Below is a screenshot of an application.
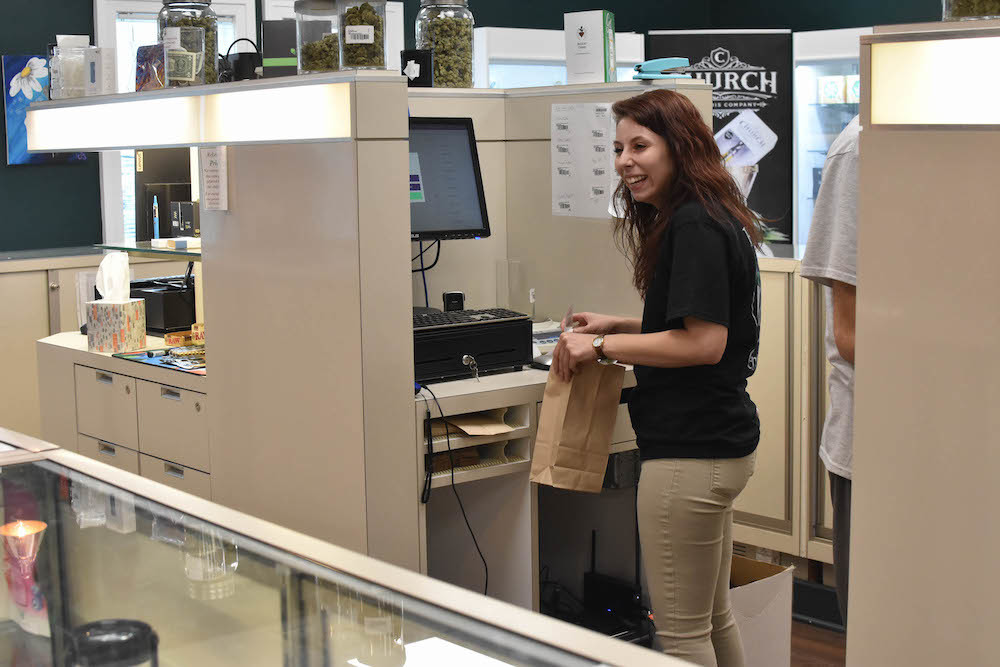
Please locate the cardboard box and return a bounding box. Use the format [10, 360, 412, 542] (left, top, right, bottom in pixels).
[86, 299, 146, 353]
[564, 10, 616, 84]
[818, 75, 846, 104]
[730, 555, 793, 667]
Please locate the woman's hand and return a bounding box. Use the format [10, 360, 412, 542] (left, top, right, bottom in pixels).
[565, 312, 618, 335]
[551, 332, 599, 382]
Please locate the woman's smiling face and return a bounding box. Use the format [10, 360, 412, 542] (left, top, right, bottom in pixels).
[614, 116, 674, 209]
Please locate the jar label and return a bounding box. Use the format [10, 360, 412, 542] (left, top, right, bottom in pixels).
[345, 25, 375, 44]
[164, 27, 182, 52]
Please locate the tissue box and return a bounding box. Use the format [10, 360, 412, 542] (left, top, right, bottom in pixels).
[564, 10, 616, 84]
[87, 299, 146, 353]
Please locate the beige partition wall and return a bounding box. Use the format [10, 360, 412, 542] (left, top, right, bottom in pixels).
[849, 28, 1000, 664]
[196, 75, 418, 569]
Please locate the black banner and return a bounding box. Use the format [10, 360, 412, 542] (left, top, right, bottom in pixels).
[648, 31, 793, 245]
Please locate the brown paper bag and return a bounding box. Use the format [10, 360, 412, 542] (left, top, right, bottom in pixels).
[530, 362, 625, 493]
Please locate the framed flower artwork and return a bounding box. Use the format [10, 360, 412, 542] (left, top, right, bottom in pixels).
[3, 55, 87, 166]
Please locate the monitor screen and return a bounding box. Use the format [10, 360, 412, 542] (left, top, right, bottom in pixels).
[408, 117, 490, 241]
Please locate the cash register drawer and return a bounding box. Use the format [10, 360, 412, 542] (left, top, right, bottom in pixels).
[139, 453, 212, 499]
[137, 380, 209, 472]
[75, 366, 139, 450]
[78, 435, 140, 475]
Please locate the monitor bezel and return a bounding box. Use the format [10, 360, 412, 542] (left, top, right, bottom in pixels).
[408, 116, 491, 242]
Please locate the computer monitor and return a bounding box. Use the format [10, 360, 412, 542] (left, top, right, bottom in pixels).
[408, 117, 490, 241]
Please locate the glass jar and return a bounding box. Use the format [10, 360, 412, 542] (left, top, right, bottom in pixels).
[943, 0, 1000, 19]
[159, 1, 219, 84]
[295, 0, 340, 73]
[415, 0, 474, 88]
[341, 1, 387, 70]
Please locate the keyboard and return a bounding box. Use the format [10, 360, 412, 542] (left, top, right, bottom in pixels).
[413, 308, 529, 331]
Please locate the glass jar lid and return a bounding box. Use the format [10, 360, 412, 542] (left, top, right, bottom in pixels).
[419, 0, 468, 5]
[294, 0, 336, 11]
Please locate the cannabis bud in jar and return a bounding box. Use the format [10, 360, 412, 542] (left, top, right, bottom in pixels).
[300, 34, 340, 72]
[415, 1, 475, 88]
[341, 2, 386, 69]
[944, 0, 1000, 18]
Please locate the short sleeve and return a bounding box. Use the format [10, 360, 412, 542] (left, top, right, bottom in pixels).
[665, 220, 730, 328]
[801, 151, 859, 288]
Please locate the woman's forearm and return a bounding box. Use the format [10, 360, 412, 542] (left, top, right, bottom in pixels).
[601, 326, 725, 368]
[612, 317, 643, 334]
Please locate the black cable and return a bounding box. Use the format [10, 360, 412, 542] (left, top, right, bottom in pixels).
[411, 239, 439, 262]
[418, 241, 429, 307]
[411, 240, 441, 273]
[419, 384, 489, 596]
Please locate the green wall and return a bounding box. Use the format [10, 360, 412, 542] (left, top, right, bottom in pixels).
[0, 0, 103, 252]
[710, 1, 942, 31]
[401, 1, 942, 49]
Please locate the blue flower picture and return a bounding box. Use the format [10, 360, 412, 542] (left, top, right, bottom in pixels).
[3, 55, 87, 166]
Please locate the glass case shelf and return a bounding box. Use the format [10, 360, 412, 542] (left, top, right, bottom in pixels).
[97, 241, 201, 260]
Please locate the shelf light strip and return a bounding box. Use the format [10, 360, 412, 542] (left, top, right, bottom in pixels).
[26, 82, 353, 152]
[871, 36, 1000, 125]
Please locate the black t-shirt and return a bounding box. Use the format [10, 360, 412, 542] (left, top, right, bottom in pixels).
[628, 200, 761, 460]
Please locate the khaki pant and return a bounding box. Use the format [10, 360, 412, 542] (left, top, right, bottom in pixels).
[638, 452, 756, 667]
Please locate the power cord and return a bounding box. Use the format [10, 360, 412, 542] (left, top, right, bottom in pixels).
[412, 240, 441, 308]
[418, 384, 489, 596]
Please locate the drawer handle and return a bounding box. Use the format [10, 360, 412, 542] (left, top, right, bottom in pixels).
[96, 371, 113, 385]
[98, 442, 117, 457]
[161, 387, 182, 401]
[165, 463, 185, 479]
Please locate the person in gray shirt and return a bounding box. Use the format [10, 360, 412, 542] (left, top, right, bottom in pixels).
[800, 115, 859, 627]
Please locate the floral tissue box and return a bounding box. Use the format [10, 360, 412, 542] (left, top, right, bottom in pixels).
[87, 299, 146, 353]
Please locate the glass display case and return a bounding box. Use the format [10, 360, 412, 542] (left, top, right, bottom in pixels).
[0, 438, 668, 666]
[793, 27, 872, 254]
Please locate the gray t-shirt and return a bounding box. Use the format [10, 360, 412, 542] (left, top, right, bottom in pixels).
[801, 116, 859, 480]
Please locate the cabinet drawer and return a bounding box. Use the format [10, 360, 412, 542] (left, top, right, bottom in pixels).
[139, 453, 211, 500]
[137, 380, 209, 472]
[74, 366, 138, 450]
[77, 434, 140, 475]
[610, 403, 635, 444]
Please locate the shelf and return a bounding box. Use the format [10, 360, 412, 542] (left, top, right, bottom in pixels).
[98, 242, 201, 260]
[428, 423, 532, 452]
[430, 458, 530, 488]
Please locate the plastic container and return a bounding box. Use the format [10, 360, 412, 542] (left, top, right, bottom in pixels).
[341, 1, 387, 69]
[943, 0, 1000, 19]
[415, 0, 475, 88]
[295, 0, 340, 73]
[49, 46, 89, 99]
[70, 619, 159, 667]
[159, 1, 219, 84]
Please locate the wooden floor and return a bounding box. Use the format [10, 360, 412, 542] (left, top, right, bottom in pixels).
[792, 620, 846, 667]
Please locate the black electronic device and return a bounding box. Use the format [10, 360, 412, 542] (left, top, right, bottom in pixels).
[408, 117, 490, 241]
[442, 291, 465, 312]
[413, 308, 531, 384]
[262, 20, 297, 78]
[134, 147, 191, 242]
[131, 274, 196, 334]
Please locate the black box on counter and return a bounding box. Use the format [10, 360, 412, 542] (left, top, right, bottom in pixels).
[169, 201, 200, 237]
[263, 20, 298, 78]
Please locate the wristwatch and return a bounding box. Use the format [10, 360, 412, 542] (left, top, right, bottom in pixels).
[592, 335, 616, 366]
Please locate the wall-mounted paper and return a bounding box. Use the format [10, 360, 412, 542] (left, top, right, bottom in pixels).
[551, 102, 616, 219]
[199, 146, 228, 211]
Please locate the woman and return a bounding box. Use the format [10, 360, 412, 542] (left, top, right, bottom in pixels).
[551, 89, 762, 667]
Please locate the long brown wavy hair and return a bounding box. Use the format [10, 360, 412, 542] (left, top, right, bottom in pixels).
[610, 89, 762, 298]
